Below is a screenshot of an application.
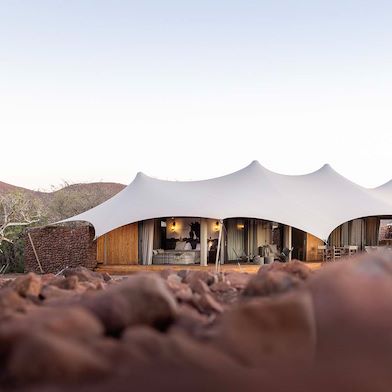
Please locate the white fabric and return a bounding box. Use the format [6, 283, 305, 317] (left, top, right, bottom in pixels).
[227, 219, 245, 260]
[141, 219, 154, 265]
[175, 241, 186, 251]
[350, 219, 365, 248]
[184, 242, 192, 250]
[200, 218, 207, 266]
[60, 161, 392, 241]
[342, 222, 350, 246]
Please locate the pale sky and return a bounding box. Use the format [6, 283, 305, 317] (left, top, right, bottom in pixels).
[1, 0, 391, 190]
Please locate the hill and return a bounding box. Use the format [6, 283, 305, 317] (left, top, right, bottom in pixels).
[0, 180, 126, 221]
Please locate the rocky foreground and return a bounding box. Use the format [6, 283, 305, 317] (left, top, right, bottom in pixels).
[1, 255, 392, 391]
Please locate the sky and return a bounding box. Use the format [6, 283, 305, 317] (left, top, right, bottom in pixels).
[1, 0, 391, 190]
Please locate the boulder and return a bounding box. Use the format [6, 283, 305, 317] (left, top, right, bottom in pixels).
[0, 306, 104, 357]
[192, 293, 224, 315]
[243, 270, 302, 297]
[40, 285, 78, 302]
[11, 273, 42, 297]
[213, 291, 316, 366]
[63, 266, 105, 283]
[189, 279, 211, 295]
[7, 332, 109, 383]
[224, 272, 251, 290]
[210, 281, 236, 293]
[166, 280, 193, 302]
[183, 271, 216, 286]
[259, 260, 313, 281]
[0, 288, 29, 311]
[48, 275, 79, 290]
[306, 253, 392, 364]
[166, 273, 182, 285]
[172, 303, 211, 333]
[122, 326, 237, 372]
[81, 273, 178, 335]
[159, 269, 178, 280]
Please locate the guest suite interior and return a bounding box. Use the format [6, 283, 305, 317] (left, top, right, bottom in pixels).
[96, 215, 392, 266]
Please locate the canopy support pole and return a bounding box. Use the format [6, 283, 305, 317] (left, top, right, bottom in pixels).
[27, 232, 44, 274]
[215, 220, 223, 274]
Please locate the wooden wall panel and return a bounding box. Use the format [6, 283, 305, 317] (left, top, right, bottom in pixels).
[96, 236, 105, 263]
[129, 223, 138, 263]
[96, 223, 138, 265]
[306, 233, 324, 261]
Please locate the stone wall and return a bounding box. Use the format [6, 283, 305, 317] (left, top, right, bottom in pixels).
[24, 225, 97, 273]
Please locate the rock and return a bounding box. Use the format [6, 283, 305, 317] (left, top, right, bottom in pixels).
[101, 272, 112, 282]
[0, 278, 12, 289]
[173, 303, 211, 333]
[40, 285, 78, 302]
[81, 273, 178, 335]
[40, 274, 57, 285]
[210, 281, 236, 293]
[189, 279, 211, 295]
[122, 326, 237, 372]
[209, 281, 238, 306]
[78, 281, 101, 291]
[48, 275, 79, 290]
[160, 269, 178, 280]
[183, 271, 217, 286]
[306, 253, 392, 363]
[165, 330, 239, 371]
[166, 280, 193, 302]
[177, 269, 190, 280]
[259, 260, 313, 281]
[7, 332, 109, 383]
[11, 273, 42, 297]
[224, 272, 251, 290]
[0, 288, 30, 319]
[213, 291, 316, 366]
[193, 293, 224, 315]
[63, 266, 105, 283]
[243, 270, 301, 297]
[166, 273, 182, 285]
[0, 306, 104, 357]
[121, 326, 170, 364]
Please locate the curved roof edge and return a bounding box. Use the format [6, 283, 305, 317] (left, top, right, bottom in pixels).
[56, 161, 392, 241]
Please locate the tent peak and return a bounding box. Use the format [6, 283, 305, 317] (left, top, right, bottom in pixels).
[317, 163, 339, 175]
[374, 178, 392, 190]
[134, 171, 149, 180]
[245, 160, 269, 172]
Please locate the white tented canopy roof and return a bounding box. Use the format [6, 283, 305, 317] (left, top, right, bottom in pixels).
[61, 161, 392, 241]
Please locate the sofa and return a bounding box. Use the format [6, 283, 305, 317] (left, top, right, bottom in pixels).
[152, 241, 200, 265]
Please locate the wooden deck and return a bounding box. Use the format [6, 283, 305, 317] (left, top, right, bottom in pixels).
[96, 262, 322, 275]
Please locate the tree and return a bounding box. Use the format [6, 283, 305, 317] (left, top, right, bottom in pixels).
[0, 191, 44, 246]
[0, 192, 45, 272]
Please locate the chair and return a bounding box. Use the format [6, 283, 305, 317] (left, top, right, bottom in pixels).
[232, 249, 249, 262]
[323, 246, 334, 261]
[317, 245, 326, 261]
[267, 244, 280, 260]
[346, 245, 358, 257]
[333, 246, 343, 260]
[279, 247, 293, 262]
